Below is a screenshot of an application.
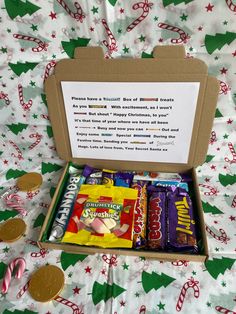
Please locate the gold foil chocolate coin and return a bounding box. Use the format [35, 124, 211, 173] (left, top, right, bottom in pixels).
[28, 265, 65, 302]
[17, 172, 43, 192]
[0, 218, 26, 242]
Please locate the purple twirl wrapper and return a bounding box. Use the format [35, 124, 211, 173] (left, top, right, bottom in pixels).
[146, 189, 166, 250]
[167, 187, 198, 253]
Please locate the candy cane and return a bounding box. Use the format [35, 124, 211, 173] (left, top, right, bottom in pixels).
[31, 248, 48, 258]
[102, 254, 118, 267]
[54, 296, 84, 314]
[0, 91, 10, 105]
[205, 225, 230, 244]
[18, 84, 32, 111]
[158, 22, 190, 44]
[16, 280, 30, 299]
[224, 142, 236, 164]
[28, 133, 42, 150]
[126, 0, 153, 32]
[13, 34, 48, 52]
[1, 258, 26, 294]
[56, 0, 85, 22]
[210, 130, 217, 145]
[216, 305, 236, 314]
[176, 277, 200, 312]
[139, 305, 146, 313]
[43, 60, 56, 81]
[231, 195, 236, 208]
[199, 184, 218, 196]
[4, 193, 27, 216]
[219, 81, 231, 95]
[25, 239, 37, 246]
[26, 190, 40, 199]
[9, 140, 24, 160]
[102, 19, 118, 57]
[225, 0, 236, 12]
[40, 114, 50, 120]
[172, 260, 189, 267]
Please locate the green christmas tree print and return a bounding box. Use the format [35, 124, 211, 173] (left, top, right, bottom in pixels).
[163, 0, 193, 7]
[8, 62, 38, 76]
[41, 94, 47, 107]
[61, 37, 91, 58]
[3, 309, 38, 314]
[141, 52, 153, 58]
[91, 281, 126, 305]
[46, 126, 53, 138]
[60, 252, 88, 271]
[108, 0, 118, 6]
[215, 108, 223, 118]
[205, 257, 236, 279]
[205, 155, 215, 163]
[0, 209, 18, 222]
[219, 174, 236, 187]
[33, 213, 45, 228]
[6, 169, 27, 180]
[141, 271, 175, 293]
[202, 201, 223, 214]
[7, 123, 28, 135]
[41, 162, 63, 174]
[0, 261, 7, 280]
[50, 187, 56, 198]
[205, 32, 236, 55]
[4, 0, 41, 20]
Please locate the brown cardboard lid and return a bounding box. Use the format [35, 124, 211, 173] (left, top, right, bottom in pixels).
[45, 46, 219, 172]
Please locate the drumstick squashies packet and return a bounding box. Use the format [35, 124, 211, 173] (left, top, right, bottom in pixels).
[62, 185, 138, 248]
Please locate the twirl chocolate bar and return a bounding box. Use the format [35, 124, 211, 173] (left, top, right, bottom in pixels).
[167, 187, 198, 252]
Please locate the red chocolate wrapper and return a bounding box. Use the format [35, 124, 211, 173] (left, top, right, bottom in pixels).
[146, 186, 167, 250]
[167, 187, 198, 253]
[131, 180, 148, 249]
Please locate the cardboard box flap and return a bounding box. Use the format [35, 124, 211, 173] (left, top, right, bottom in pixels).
[45, 45, 219, 172]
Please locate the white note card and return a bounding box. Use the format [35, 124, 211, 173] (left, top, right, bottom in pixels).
[61, 81, 200, 163]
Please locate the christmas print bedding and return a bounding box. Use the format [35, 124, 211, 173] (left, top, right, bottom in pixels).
[0, 1, 236, 313]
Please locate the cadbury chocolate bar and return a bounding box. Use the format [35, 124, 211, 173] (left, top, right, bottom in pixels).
[146, 186, 167, 250]
[167, 187, 198, 252]
[115, 171, 134, 188]
[132, 180, 148, 249]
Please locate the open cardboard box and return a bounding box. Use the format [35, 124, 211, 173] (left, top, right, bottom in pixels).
[38, 45, 219, 262]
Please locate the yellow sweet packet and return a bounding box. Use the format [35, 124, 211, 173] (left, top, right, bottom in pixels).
[62, 184, 138, 248]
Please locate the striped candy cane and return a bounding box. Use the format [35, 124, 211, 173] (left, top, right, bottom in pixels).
[219, 81, 231, 95]
[102, 254, 118, 267]
[4, 193, 27, 216]
[13, 34, 48, 52]
[28, 133, 42, 150]
[26, 190, 40, 199]
[56, 0, 85, 22]
[216, 305, 236, 314]
[158, 22, 190, 44]
[225, 0, 236, 12]
[127, 0, 153, 32]
[199, 183, 218, 196]
[18, 84, 32, 111]
[176, 277, 200, 312]
[16, 280, 30, 299]
[0, 91, 10, 105]
[9, 140, 23, 160]
[209, 130, 217, 145]
[31, 248, 48, 258]
[231, 195, 236, 208]
[139, 305, 146, 313]
[205, 225, 230, 244]
[39, 202, 49, 208]
[224, 142, 236, 164]
[40, 114, 50, 120]
[172, 260, 189, 267]
[1, 258, 26, 294]
[54, 296, 84, 314]
[102, 19, 118, 57]
[43, 60, 56, 81]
